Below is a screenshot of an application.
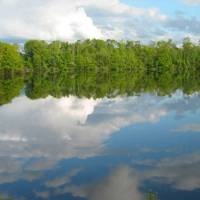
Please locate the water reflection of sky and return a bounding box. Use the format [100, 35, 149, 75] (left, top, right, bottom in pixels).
[0, 91, 200, 200]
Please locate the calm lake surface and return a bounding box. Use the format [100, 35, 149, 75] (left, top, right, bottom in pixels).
[0, 73, 200, 200]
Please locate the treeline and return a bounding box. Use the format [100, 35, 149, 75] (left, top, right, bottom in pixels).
[0, 38, 200, 72]
[24, 38, 200, 72]
[1, 38, 200, 105]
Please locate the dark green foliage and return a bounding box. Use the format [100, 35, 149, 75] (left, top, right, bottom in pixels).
[24, 69, 200, 100]
[23, 38, 200, 73]
[0, 42, 23, 71]
[24, 40, 49, 69]
[1, 38, 200, 73]
[0, 38, 200, 105]
[146, 191, 158, 200]
[0, 67, 199, 106]
[0, 74, 24, 105]
[22, 37, 199, 99]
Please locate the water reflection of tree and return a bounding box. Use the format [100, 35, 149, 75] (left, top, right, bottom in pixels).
[1, 64, 200, 106]
[0, 196, 12, 200]
[0, 73, 24, 105]
[25, 70, 200, 100]
[146, 191, 158, 200]
[0, 69, 200, 106]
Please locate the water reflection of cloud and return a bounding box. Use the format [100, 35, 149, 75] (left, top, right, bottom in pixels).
[45, 168, 82, 188]
[145, 152, 200, 191]
[0, 91, 199, 186]
[57, 166, 143, 200]
[0, 157, 42, 184]
[0, 94, 169, 160]
[35, 191, 50, 199]
[173, 123, 200, 133]
[57, 153, 200, 199]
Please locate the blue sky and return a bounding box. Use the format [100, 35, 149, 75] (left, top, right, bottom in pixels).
[122, 0, 200, 16]
[0, 0, 199, 43]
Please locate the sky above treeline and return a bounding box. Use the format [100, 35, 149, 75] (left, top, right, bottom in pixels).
[0, 0, 200, 43]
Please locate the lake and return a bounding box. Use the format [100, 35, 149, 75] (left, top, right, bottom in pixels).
[0, 72, 200, 200]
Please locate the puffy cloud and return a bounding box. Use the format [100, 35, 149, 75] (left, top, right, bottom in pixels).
[0, 0, 103, 41]
[0, 0, 186, 42]
[0, 0, 199, 42]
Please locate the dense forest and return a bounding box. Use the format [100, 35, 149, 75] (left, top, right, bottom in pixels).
[23, 38, 200, 73]
[0, 38, 200, 105]
[0, 38, 200, 73]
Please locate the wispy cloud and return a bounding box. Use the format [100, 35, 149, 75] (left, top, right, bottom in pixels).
[45, 168, 82, 188]
[173, 123, 200, 133]
[182, 0, 200, 5]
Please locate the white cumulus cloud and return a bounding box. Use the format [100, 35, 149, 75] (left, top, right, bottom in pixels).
[0, 0, 103, 41]
[0, 0, 199, 42]
[0, 0, 169, 41]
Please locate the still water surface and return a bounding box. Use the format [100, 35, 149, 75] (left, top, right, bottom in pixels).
[0, 84, 200, 199]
